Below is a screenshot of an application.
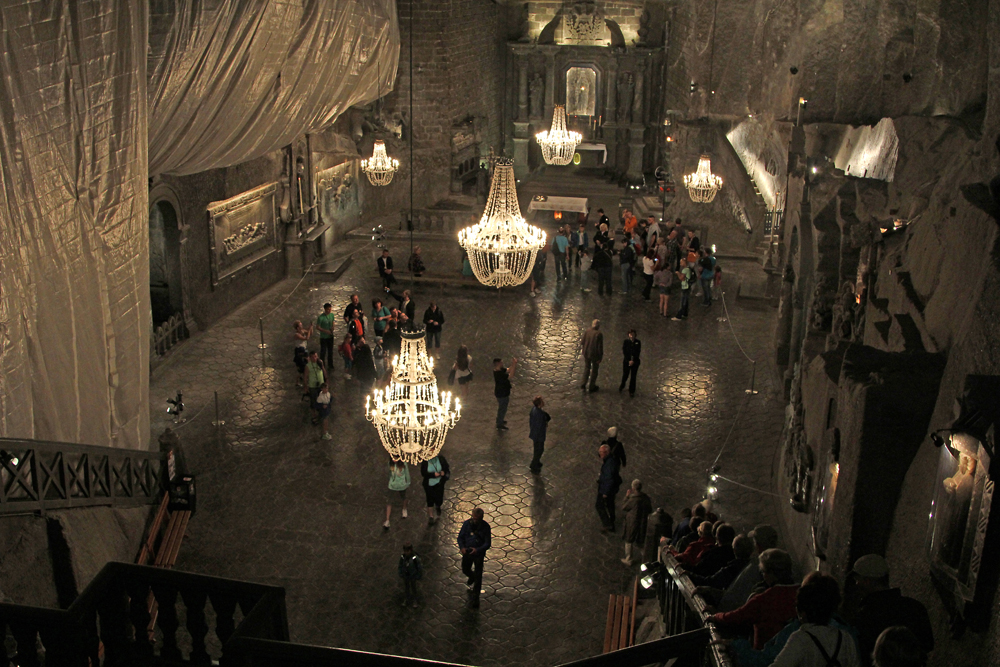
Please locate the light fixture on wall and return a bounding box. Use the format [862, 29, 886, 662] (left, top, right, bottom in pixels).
[361, 140, 399, 186]
[683, 155, 723, 203]
[536, 105, 582, 166]
[366, 327, 461, 464]
[458, 159, 546, 288]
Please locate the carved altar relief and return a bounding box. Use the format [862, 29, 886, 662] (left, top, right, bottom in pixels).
[563, 2, 605, 43]
[566, 66, 597, 117]
[207, 183, 279, 287]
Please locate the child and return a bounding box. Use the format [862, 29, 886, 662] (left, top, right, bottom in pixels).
[398, 542, 423, 608]
[338, 334, 354, 379]
[315, 383, 332, 440]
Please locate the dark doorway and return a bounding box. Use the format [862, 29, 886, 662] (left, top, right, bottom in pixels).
[149, 201, 183, 326]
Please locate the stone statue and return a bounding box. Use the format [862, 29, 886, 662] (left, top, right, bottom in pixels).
[617, 73, 634, 123]
[529, 74, 544, 118]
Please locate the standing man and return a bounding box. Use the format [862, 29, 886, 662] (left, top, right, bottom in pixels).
[580, 319, 604, 392]
[528, 396, 551, 473]
[699, 248, 717, 306]
[645, 215, 661, 248]
[618, 329, 641, 396]
[621, 479, 653, 565]
[493, 357, 517, 430]
[597, 208, 610, 231]
[596, 444, 621, 532]
[316, 303, 337, 371]
[458, 508, 492, 609]
[592, 239, 614, 296]
[553, 227, 570, 280]
[399, 290, 416, 328]
[574, 222, 589, 270]
[568, 224, 580, 271]
[619, 233, 636, 294]
[422, 301, 445, 352]
[343, 294, 362, 322]
[377, 248, 402, 301]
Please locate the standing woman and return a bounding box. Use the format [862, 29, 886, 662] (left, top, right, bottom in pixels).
[372, 298, 391, 339]
[292, 320, 313, 384]
[655, 265, 672, 317]
[641, 250, 656, 301]
[618, 329, 641, 396]
[384, 460, 411, 529]
[452, 345, 473, 398]
[420, 453, 450, 525]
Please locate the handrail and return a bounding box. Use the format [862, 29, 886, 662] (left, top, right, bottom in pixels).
[227, 637, 476, 667]
[0, 437, 164, 514]
[660, 554, 735, 667]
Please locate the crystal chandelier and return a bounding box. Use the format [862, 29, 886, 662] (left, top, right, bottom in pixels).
[535, 105, 582, 166]
[361, 140, 399, 186]
[458, 159, 546, 288]
[684, 154, 723, 203]
[366, 327, 461, 464]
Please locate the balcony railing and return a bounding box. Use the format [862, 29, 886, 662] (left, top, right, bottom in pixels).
[658, 554, 735, 667]
[2, 561, 712, 667]
[0, 438, 164, 515]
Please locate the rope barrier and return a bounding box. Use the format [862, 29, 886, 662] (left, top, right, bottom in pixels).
[713, 474, 783, 498]
[719, 287, 755, 364]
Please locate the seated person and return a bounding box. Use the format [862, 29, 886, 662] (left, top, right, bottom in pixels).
[873, 626, 927, 667]
[670, 507, 694, 545]
[689, 523, 736, 577]
[767, 572, 860, 666]
[691, 532, 751, 604]
[717, 524, 779, 612]
[408, 246, 426, 276]
[708, 548, 799, 649]
[674, 503, 710, 550]
[671, 519, 715, 566]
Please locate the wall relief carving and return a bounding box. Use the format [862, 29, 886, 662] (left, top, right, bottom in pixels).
[563, 2, 604, 43]
[207, 182, 279, 287]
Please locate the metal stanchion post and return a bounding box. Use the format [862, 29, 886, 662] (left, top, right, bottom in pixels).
[211, 390, 225, 427]
[745, 360, 759, 395]
[258, 317, 267, 366]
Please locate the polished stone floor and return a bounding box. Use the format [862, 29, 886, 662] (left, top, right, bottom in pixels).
[150, 241, 786, 666]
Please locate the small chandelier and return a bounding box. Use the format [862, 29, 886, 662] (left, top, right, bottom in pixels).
[361, 140, 399, 186]
[458, 159, 546, 288]
[684, 155, 723, 203]
[536, 105, 582, 166]
[366, 327, 461, 464]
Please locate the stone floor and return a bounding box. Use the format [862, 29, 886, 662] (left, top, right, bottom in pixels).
[150, 242, 787, 667]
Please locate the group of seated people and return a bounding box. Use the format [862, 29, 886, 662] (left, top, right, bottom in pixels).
[659, 503, 934, 667]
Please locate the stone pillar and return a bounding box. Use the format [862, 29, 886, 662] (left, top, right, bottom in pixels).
[603, 61, 618, 174]
[605, 61, 618, 126]
[632, 67, 644, 125]
[518, 59, 529, 122]
[626, 126, 645, 182]
[544, 52, 556, 120]
[513, 121, 531, 179]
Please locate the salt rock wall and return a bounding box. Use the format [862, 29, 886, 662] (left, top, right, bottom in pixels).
[667, 0, 989, 124]
[0, 0, 150, 449]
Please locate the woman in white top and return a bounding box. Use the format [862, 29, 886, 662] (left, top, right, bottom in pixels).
[452, 345, 473, 397]
[772, 572, 860, 667]
[292, 320, 312, 383]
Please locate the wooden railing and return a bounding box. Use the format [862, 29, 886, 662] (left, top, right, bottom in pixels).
[0, 438, 164, 514]
[151, 312, 190, 359]
[398, 208, 481, 235]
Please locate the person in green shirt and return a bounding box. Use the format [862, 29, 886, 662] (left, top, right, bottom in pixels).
[316, 303, 337, 370]
[672, 259, 693, 320]
[304, 350, 327, 423]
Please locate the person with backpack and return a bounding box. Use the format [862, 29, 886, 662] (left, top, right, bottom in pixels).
[768, 572, 860, 667]
[385, 460, 411, 529]
[699, 248, 717, 306]
[672, 258, 693, 320]
[619, 233, 637, 294]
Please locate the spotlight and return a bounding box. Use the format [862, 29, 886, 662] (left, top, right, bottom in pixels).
[711, 244, 717, 254]
[641, 572, 662, 589]
[0, 450, 18, 467]
[799, 98, 808, 106]
[690, 81, 697, 93]
[707, 485, 719, 499]
[811, 166, 818, 174]
[640, 561, 662, 573]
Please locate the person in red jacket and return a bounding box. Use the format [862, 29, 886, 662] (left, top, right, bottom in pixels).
[708, 548, 799, 649]
[672, 519, 715, 566]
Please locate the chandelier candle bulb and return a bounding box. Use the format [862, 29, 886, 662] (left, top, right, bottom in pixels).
[683, 155, 723, 203]
[536, 105, 582, 166]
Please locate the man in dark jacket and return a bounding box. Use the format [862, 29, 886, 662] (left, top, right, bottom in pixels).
[528, 396, 551, 473]
[458, 508, 492, 609]
[620, 479, 653, 564]
[602, 426, 627, 468]
[847, 554, 934, 665]
[422, 302, 445, 351]
[692, 533, 754, 606]
[689, 523, 736, 576]
[596, 444, 621, 532]
[591, 240, 614, 295]
[618, 329, 641, 396]
[398, 543, 423, 608]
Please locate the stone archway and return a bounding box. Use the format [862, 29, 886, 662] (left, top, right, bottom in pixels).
[147, 181, 193, 333]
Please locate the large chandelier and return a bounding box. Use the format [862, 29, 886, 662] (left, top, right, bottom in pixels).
[361, 140, 399, 186]
[535, 105, 582, 166]
[458, 159, 546, 288]
[684, 154, 723, 203]
[366, 327, 461, 464]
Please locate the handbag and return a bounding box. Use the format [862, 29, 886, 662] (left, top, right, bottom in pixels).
[447, 367, 456, 385]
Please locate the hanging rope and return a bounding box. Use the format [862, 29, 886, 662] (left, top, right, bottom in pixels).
[714, 474, 783, 498]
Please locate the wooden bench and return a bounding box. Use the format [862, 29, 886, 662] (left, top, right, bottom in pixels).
[137, 493, 192, 638]
[603, 576, 639, 653]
